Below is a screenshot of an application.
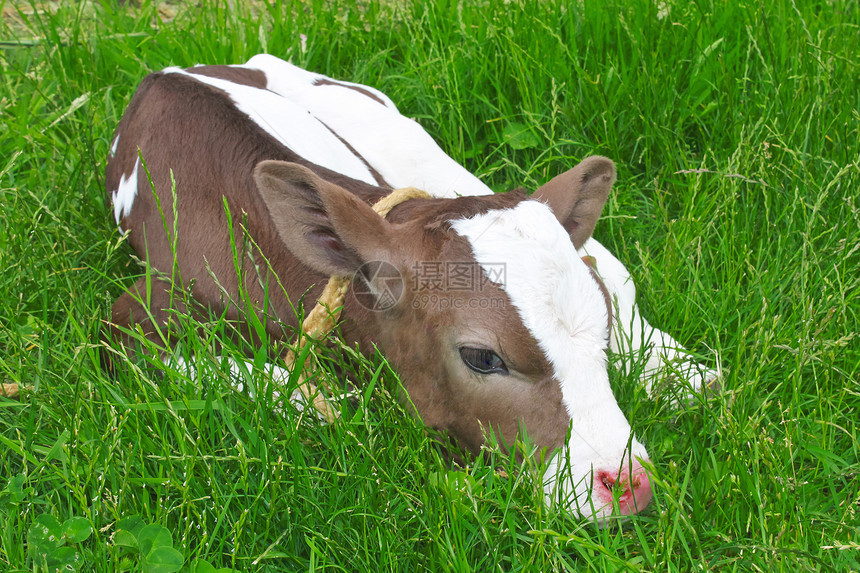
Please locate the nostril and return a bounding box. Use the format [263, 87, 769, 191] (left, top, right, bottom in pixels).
[593, 462, 654, 515]
[625, 463, 653, 511]
[598, 471, 616, 492]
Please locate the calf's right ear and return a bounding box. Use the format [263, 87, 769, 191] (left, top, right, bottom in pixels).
[253, 160, 395, 277]
[532, 156, 615, 249]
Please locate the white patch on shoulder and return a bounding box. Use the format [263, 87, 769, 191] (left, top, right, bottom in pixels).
[449, 200, 649, 516]
[162, 66, 377, 186]
[109, 135, 119, 158]
[241, 55, 491, 197]
[112, 155, 140, 226]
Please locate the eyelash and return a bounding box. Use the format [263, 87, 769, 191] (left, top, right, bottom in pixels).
[459, 347, 509, 376]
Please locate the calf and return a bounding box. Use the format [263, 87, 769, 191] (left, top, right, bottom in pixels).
[106, 56, 701, 525]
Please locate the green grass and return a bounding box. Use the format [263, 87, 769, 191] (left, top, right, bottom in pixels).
[1, 0, 858, 570]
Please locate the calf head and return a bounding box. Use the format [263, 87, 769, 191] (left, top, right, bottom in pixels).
[254, 156, 652, 525]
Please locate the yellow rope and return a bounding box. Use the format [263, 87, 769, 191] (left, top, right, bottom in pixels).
[367, 186, 431, 218]
[286, 186, 431, 423]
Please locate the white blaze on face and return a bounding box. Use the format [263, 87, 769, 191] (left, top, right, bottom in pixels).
[112, 155, 140, 228]
[449, 200, 649, 520]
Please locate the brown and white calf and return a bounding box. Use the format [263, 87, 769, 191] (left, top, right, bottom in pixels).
[106, 55, 711, 525]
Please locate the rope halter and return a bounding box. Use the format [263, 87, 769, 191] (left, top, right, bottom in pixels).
[285, 186, 432, 422]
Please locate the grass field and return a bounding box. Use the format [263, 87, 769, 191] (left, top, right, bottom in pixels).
[1, 0, 858, 571]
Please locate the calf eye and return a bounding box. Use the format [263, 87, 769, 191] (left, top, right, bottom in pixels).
[459, 347, 509, 375]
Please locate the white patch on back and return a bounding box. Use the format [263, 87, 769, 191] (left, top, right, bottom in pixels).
[449, 200, 649, 515]
[245, 54, 399, 111]
[110, 135, 119, 157]
[242, 54, 490, 197]
[162, 67, 377, 186]
[112, 155, 140, 226]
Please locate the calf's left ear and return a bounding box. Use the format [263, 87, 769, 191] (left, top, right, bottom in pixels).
[532, 156, 616, 249]
[253, 160, 395, 278]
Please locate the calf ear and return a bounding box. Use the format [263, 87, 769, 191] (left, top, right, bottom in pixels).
[254, 160, 393, 277]
[532, 156, 615, 249]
